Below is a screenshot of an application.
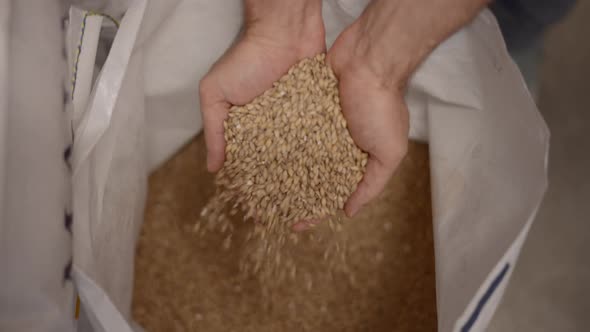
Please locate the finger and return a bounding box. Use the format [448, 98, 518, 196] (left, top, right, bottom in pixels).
[199, 81, 230, 172]
[292, 222, 310, 232]
[292, 219, 321, 232]
[344, 152, 404, 218]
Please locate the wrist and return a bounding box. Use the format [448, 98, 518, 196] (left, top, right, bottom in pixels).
[244, 0, 324, 54]
[345, 19, 416, 89]
[342, 0, 489, 88]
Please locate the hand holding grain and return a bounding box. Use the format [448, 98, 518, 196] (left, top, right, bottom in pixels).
[201, 0, 489, 225]
[325, 0, 489, 217]
[199, 0, 325, 172]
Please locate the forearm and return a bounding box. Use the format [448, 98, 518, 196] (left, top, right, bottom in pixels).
[242, 0, 325, 55]
[244, 0, 323, 35]
[353, 0, 490, 86]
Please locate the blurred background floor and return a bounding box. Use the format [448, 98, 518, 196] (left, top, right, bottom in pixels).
[488, 1, 590, 331]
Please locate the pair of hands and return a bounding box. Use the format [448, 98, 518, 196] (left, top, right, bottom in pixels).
[200, 0, 487, 227]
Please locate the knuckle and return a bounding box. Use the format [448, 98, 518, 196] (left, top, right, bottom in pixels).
[395, 139, 409, 159]
[380, 139, 408, 171]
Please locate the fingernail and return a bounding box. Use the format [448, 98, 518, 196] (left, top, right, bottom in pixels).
[292, 222, 309, 232]
[346, 204, 360, 218]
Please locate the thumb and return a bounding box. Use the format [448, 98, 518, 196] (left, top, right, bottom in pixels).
[344, 155, 398, 218]
[343, 94, 409, 217]
[199, 81, 229, 172]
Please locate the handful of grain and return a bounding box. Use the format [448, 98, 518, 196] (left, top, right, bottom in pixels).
[199, 53, 367, 280]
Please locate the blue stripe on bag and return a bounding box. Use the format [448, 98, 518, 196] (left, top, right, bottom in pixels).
[461, 263, 511, 332]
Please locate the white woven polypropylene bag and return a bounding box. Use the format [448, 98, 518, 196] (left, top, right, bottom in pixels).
[0, 1, 548, 331]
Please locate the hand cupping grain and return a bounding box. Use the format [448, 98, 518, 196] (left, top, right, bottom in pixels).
[203, 54, 367, 231]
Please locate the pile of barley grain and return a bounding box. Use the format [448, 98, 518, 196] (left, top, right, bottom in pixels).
[133, 135, 437, 332]
[198, 54, 367, 282]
